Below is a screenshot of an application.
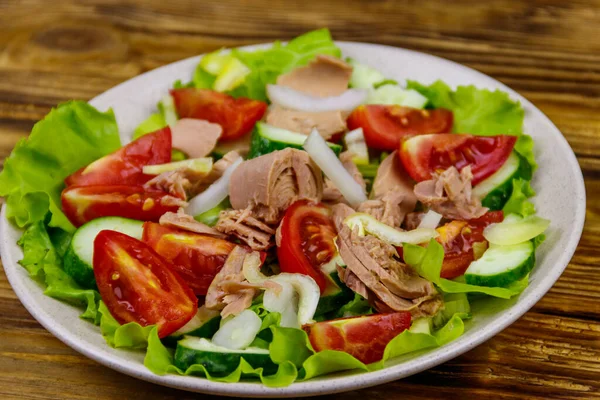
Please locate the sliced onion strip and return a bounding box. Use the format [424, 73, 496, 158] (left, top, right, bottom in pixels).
[345, 213, 438, 246]
[303, 129, 367, 207]
[418, 210, 443, 229]
[267, 84, 368, 113]
[185, 156, 243, 216]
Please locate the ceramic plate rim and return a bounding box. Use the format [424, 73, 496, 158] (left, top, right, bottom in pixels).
[0, 41, 586, 397]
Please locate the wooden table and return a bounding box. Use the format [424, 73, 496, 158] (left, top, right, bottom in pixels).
[1, 1, 599, 398]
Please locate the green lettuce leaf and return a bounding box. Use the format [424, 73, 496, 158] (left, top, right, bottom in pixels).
[143, 312, 465, 386]
[133, 113, 167, 139]
[334, 293, 374, 318]
[406, 80, 524, 136]
[144, 327, 299, 387]
[532, 233, 546, 249]
[229, 28, 341, 101]
[18, 221, 100, 321]
[404, 240, 527, 298]
[503, 178, 537, 217]
[0, 101, 121, 232]
[193, 64, 217, 89]
[299, 313, 465, 380]
[514, 134, 537, 173]
[98, 301, 154, 349]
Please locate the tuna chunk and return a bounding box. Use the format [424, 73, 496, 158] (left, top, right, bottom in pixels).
[265, 106, 346, 141]
[330, 203, 355, 233]
[403, 211, 425, 230]
[144, 167, 209, 200]
[159, 209, 226, 238]
[228, 148, 323, 224]
[205, 247, 257, 317]
[144, 150, 240, 200]
[371, 151, 417, 213]
[216, 208, 276, 250]
[323, 151, 366, 205]
[276, 55, 353, 97]
[414, 165, 488, 220]
[357, 190, 407, 228]
[336, 224, 441, 317]
[171, 118, 222, 158]
[205, 248, 280, 318]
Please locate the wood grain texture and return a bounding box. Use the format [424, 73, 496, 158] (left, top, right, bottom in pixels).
[0, 0, 599, 398]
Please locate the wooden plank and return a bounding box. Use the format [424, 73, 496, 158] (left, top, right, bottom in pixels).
[0, 0, 598, 398]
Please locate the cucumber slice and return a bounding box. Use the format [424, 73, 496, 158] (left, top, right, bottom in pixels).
[366, 85, 428, 109]
[248, 122, 342, 159]
[163, 306, 221, 347]
[474, 152, 523, 210]
[174, 337, 277, 376]
[464, 241, 535, 287]
[63, 217, 144, 289]
[142, 158, 212, 175]
[172, 306, 221, 338]
[348, 59, 386, 89]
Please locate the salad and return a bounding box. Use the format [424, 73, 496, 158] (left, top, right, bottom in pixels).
[0, 29, 549, 387]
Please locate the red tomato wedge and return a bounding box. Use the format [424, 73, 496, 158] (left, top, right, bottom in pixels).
[277, 200, 337, 293]
[436, 211, 504, 279]
[61, 185, 180, 227]
[65, 127, 171, 187]
[303, 312, 412, 364]
[93, 230, 197, 338]
[170, 89, 267, 141]
[399, 133, 517, 185]
[347, 105, 453, 151]
[142, 222, 236, 296]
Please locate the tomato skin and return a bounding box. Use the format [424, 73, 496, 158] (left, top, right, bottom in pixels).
[142, 222, 236, 295]
[170, 89, 267, 141]
[399, 133, 517, 185]
[93, 230, 197, 338]
[347, 105, 453, 151]
[437, 211, 504, 279]
[61, 185, 180, 227]
[65, 128, 171, 187]
[277, 200, 337, 293]
[303, 312, 412, 364]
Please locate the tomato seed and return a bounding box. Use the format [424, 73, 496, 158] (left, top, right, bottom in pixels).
[142, 197, 155, 211]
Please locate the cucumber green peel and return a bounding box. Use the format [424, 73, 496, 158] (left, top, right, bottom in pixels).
[403, 240, 529, 299]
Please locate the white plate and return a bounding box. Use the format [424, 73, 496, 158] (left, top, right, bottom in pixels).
[0, 42, 586, 397]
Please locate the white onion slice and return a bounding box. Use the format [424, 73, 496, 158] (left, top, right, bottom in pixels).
[344, 127, 369, 165]
[267, 273, 320, 326]
[267, 84, 368, 113]
[242, 252, 268, 284]
[345, 213, 438, 246]
[185, 156, 243, 216]
[418, 210, 443, 229]
[484, 215, 549, 246]
[211, 309, 262, 350]
[303, 129, 367, 207]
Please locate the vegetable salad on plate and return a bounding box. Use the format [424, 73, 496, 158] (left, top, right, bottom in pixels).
[0, 29, 549, 387]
